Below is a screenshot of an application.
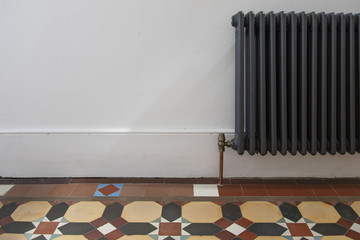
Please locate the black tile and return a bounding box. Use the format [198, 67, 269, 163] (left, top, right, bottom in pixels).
[102, 202, 123, 221]
[335, 203, 359, 222]
[46, 202, 69, 221]
[232, 238, 243, 240]
[32, 236, 47, 240]
[119, 223, 157, 235]
[58, 223, 95, 235]
[0, 202, 18, 219]
[279, 202, 302, 222]
[311, 223, 348, 235]
[97, 237, 109, 240]
[221, 203, 242, 222]
[2, 222, 35, 233]
[162, 203, 181, 222]
[183, 223, 222, 235]
[247, 223, 287, 236]
[163, 237, 175, 240]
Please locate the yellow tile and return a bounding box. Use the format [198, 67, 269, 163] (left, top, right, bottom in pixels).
[0, 202, 2, 208]
[298, 202, 340, 223]
[351, 201, 360, 216]
[182, 202, 222, 223]
[122, 201, 161, 222]
[0, 234, 27, 240]
[240, 201, 282, 223]
[64, 201, 105, 222]
[187, 237, 220, 240]
[119, 236, 154, 240]
[321, 237, 352, 240]
[255, 237, 287, 240]
[11, 201, 51, 221]
[53, 236, 87, 240]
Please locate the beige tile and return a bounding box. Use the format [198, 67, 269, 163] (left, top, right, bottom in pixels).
[321, 237, 352, 240]
[48, 184, 77, 197]
[298, 202, 340, 223]
[119, 236, 154, 240]
[122, 201, 161, 222]
[255, 237, 287, 240]
[5, 185, 32, 196]
[120, 184, 146, 197]
[351, 201, 360, 215]
[0, 234, 27, 240]
[53, 236, 87, 240]
[0, 202, 3, 208]
[11, 201, 51, 221]
[64, 201, 105, 222]
[240, 201, 282, 223]
[71, 184, 98, 197]
[182, 202, 222, 223]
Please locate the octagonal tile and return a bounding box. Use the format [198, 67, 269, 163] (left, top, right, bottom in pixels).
[321, 237, 352, 240]
[119, 236, 154, 240]
[182, 202, 222, 223]
[351, 201, 360, 216]
[255, 237, 288, 240]
[0, 234, 27, 240]
[0, 202, 3, 208]
[11, 201, 51, 221]
[64, 201, 105, 222]
[53, 236, 87, 240]
[121, 201, 161, 222]
[187, 237, 220, 240]
[298, 202, 340, 223]
[240, 201, 282, 223]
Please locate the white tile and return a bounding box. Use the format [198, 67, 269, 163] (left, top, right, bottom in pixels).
[193, 184, 219, 197]
[0, 185, 13, 196]
[226, 223, 246, 235]
[97, 223, 117, 235]
[351, 222, 360, 232]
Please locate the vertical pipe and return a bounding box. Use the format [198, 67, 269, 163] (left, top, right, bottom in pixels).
[319, 13, 327, 155]
[339, 13, 347, 154]
[290, 12, 297, 155]
[232, 12, 245, 154]
[309, 13, 318, 155]
[348, 14, 356, 153]
[299, 12, 308, 155]
[258, 12, 267, 155]
[248, 12, 256, 155]
[329, 13, 337, 154]
[268, 12, 277, 155]
[279, 12, 288, 155]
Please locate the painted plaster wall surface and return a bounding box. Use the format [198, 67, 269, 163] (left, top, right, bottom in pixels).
[0, 0, 359, 177]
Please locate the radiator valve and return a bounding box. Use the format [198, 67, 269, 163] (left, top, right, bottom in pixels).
[218, 133, 232, 152]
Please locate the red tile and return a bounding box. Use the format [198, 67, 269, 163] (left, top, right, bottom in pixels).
[91, 217, 107, 228]
[218, 185, 243, 196]
[337, 217, 353, 228]
[237, 230, 257, 240]
[84, 229, 103, 240]
[34, 222, 59, 234]
[216, 230, 236, 240]
[71, 184, 98, 197]
[168, 184, 193, 196]
[346, 229, 360, 239]
[290, 185, 315, 196]
[287, 223, 312, 236]
[144, 184, 169, 197]
[235, 218, 253, 228]
[98, 184, 120, 196]
[215, 218, 233, 228]
[110, 217, 128, 228]
[0, 227, 4, 234]
[119, 184, 146, 197]
[310, 184, 338, 196]
[105, 229, 124, 240]
[241, 184, 268, 196]
[332, 184, 360, 196]
[159, 223, 181, 235]
[265, 184, 292, 196]
[0, 216, 13, 227]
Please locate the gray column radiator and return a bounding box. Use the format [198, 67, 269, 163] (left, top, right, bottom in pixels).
[231, 11, 360, 156]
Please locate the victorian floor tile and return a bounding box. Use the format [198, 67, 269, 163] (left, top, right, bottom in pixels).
[46, 203, 69, 221]
[310, 185, 338, 196]
[241, 184, 268, 196]
[0, 185, 14, 196]
[118, 223, 158, 235]
[331, 184, 360, 196]
[183, 223, 222, 235]
[70, 184, 98, 197]
[193, 184, 219, 197]
[64, 201, 105, 222]
[121, 201, 162, 222]
[182, 202, 222, 223]
[0, 202, 18, 219]
[297, 202, 340, 223]
[221, 203, 242, 222]
[240, 201, 282, 222]
[168, 184, 193, 196]
[290, 185, 315, 197]
[311, 223, 348, 235]
[5, 185, 31, 197]
[161, 203, 181, 222]
[145, 184, 169, 197]
[94, 184, 123, 197]
[11, 202, 51, 222]
[57, 222, 95, 234]
[102, 202, 124, 221]
[0, 233, 28, 240]
[334, 202, 358, 222]
[218, 185, 243, 196]
[119, 184, 146, 196]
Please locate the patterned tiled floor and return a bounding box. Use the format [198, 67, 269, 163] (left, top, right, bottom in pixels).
[1, 200, 360, 239]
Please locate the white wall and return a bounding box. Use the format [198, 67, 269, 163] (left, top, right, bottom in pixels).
[0, 0, 360, 177]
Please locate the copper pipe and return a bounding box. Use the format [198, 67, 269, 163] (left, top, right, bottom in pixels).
[219, 151, 224, 186]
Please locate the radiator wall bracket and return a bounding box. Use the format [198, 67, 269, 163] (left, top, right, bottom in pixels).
[218, 133, 232, 186]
